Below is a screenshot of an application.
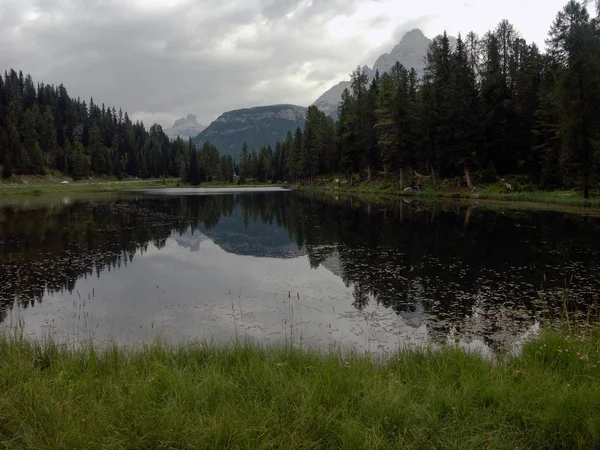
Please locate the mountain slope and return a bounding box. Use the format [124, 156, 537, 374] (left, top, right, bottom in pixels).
[193, 105, 307, 158]
[164, 114, 206, 140]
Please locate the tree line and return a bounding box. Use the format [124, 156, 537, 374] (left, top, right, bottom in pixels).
[244, 1, 600, 198]
[0, 69, 234, 184]
[1, 1, 599, 197]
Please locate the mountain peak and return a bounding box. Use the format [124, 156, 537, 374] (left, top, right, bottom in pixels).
[401, 28, 426, 43]
[369, 29, 431, 81]
[165, 114, 206, 140]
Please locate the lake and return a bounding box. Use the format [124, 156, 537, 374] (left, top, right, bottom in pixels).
[1, 189, 599, 354]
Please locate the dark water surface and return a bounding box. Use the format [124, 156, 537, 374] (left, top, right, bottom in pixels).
[1, 190, 599, 353]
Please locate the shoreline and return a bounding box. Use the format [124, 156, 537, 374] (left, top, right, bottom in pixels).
[0, 177, 284, 198]
[2, 174, 600, 212]
[294, 176, 600, 211]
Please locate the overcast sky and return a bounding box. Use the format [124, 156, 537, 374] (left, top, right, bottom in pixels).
[1, 0, 572, 127]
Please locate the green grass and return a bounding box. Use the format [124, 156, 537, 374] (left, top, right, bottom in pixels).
[0, 177, 283, 198]
[298, 175, 600, 210]
[0, 178, 179, 197]
[0, 327, 599, 449]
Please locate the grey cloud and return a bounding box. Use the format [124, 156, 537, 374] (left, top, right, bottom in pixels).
[305, 70, 333, 81]
[361, 14, 390, 29]
[1, 0, 380, 126]
[261, 0, 304, 20]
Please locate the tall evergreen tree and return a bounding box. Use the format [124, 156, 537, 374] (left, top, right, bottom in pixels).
[188, 139, 201, 186]
[548, 0, 600, 198]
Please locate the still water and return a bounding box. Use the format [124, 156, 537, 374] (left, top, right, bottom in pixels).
[1, 189, 599, 353]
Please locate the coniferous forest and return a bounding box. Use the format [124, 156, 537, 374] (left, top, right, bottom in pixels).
[0, 70, 234, 185]
[1, 1, 599, 197]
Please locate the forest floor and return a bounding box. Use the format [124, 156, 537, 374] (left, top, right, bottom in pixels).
[0, 323, 598, 448]
[295, 174, 600, 209]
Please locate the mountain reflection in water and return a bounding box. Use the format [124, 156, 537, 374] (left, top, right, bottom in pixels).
[0, 191, 599, 353]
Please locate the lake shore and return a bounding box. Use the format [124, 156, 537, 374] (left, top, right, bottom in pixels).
[0, 326, 598, 448]
[2, 173, 600, 211]
[295, 175, 600, 209]
[0, 175, 281, 198]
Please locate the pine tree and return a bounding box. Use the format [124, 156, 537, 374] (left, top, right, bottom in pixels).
[449, 34, 482, 187]
[21, 108, 44, 174]
[239, 142, 249, 182]
[480, 31, 509, 174]
[40, 109, 58, 169]
[71, 141, 90, 180]
[338, 88, 358, 184]
[548, 0, 600, 198]
[363, 74, 380, 181]
[290, 128, 303, 181]
[188, 139, 201, 186]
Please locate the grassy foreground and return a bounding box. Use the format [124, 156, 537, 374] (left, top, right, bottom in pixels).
[0, 329, 599, 449]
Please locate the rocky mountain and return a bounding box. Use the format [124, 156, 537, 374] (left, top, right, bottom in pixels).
[372, 29, 431, 76]
[312, 81, 352, 117]
[312, 29, 450, 118]
[312, 65, 374, 117]
[190, 29, 446, 155]
[164, 114, 206, 140]
[193, 104, 307, 158]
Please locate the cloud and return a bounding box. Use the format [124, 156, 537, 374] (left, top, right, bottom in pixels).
[0, 0, 575, 127]
[1, 0, 375, 126]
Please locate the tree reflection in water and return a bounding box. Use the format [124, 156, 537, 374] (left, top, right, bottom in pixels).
[1, 191, 599, 350]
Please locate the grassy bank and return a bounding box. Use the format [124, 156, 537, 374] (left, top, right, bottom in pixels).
[0, 328, 599, 448]
[0, 176, 282, 198]
[0, 177, 180, 197]
[297, 175, 600, 209]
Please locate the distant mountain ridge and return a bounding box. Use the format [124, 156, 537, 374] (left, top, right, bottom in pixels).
[191, 29, 446, 156]
[193, 104, 307, 158]
[164, 114, 206, 140]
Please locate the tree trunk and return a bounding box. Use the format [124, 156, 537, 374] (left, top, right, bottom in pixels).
[347, 171, 352, 187]
[464, 205, 474, 229]
[399, 167, 404, 191]
[367, 166, 372, 182]
[584, 183, 589, 200]
[464, 166, 473, 190]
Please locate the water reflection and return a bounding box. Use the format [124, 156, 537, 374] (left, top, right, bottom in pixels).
[0, 191, 599, 352]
